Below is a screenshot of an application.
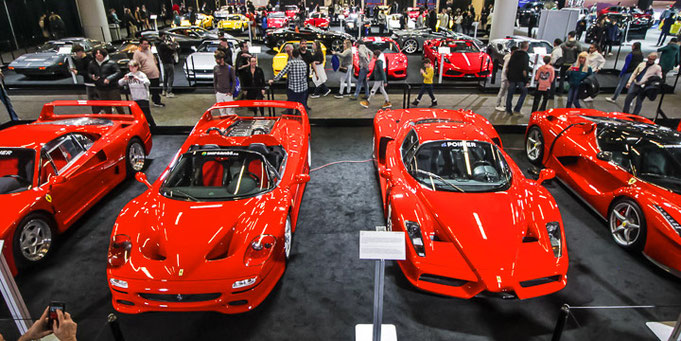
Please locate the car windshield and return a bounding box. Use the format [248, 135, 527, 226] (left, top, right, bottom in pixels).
[160, 149, 279, 201]
[445, 40, 479, 53]
[405, 140, 511, 193]
[228, 15, 242, 20]
[285, 5, 297, 11]
[38, 42, 72, 53]
[366, 40, 399, 53]
[0, 148, 35, 194]
[198, 43, 220, 52]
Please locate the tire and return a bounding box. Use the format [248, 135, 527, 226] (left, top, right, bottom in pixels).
[126, 138, 146, 176]
[402, 38, 419, 54]
[284, 215, 292, 260]
[13, 212, 55, 268]
[608, 198, 647, 251]
[331, 39, 343, 52]
[525, 126, 545, 167]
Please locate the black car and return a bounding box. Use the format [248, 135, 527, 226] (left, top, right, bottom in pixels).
[264, 26, 352, 52]
[8, 38, 113, 77]
[517, 2, 544, 27]
[140, 26, 221, 51]
[391, 28, 483, 55]
[585, 13, 649, 44]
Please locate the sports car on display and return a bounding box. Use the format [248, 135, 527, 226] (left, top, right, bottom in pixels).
[214, 6, 230, 21]
[423, 38, 493, 79]
[107, 100, 311, 314]
[272, 41, 326, 77]
[266, 12, 289, 29]
[8, 38, 114, 77]
[391, 28, 483, 55]
[141, 27, 220, 51]
[304, 12, 330, 29]
[178, 13, 215, 29]
[373, 108, 567, 299]
[218, 14, 250, 32]
[487, 36, 553, 68]
[285, 5, 299, 18]
[184, 39, 241, 81]
[525, 109, 681, 277]
[264, 26, 351, 52]
[0, 100, 152, 274]
[352, 37, 407, 79]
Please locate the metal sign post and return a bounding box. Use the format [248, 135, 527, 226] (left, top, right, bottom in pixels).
[0, 240, 32, 335]
[437, 46, 450, 84]
[355, 228, 405, 341]
[473, 22, 479, 39]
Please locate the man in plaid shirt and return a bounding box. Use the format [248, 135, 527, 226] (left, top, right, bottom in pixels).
[269, 48, 309, 109]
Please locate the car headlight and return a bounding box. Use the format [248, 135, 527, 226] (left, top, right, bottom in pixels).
[405, 221, 425, 257]
[232, 276, 257, 289]
[108, 234, 132, 268]
[545, 222, 562, 257]
[109, 278, 128, 289]
[243, 235, 276, 266]
[654, 205, 681, 236]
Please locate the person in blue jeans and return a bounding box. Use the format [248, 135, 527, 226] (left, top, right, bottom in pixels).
[606, 42, 643, 103]
[351, 41, 373, 100]
[566, 52, 592, 108]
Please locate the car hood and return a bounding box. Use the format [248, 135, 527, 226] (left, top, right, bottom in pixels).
[111, 189, 289, 281]
[444, 52, 488, 71]
[10, 52, 64, 65]
[185, 53, 216, 70]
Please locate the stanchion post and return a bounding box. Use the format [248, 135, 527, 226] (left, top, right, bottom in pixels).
[371, 259, 385, 341]
[551, 304, 571, 341]
[107, 313, 125, 341]
[0, 240, 31, 335]
[439, 54, 444, 84]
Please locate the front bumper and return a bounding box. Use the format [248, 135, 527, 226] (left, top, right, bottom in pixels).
[185, 69, 215, 81]
[387, 67, 407, 79]
[441, 66, 491, 79]
[9, 64, 66, 76]
[108, 261, 285, 314]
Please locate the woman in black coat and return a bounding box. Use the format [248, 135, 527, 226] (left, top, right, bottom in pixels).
[241, 56, 266, 116]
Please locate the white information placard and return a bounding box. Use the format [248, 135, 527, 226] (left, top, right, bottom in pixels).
[359, 231, 406, 260]
[437, 47, 450, 55]
[249, 45, 262, 54]
[533, 47, 547, 56]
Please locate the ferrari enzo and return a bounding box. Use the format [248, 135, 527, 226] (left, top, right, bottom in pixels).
[264, 26, 351, 52]
[0, 100, 152, 274]
[423, 38, 493, 79]
[526, 109, 681, 277]
[272, 41, 326, 77]
[391, 28, 483, 55]
[352, 37, 407, 79]
[374, 108, 568, 299]
[9, 38, 114, 77]
[107, 100, 311, 314]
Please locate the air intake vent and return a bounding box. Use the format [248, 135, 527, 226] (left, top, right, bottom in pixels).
[519, 275, 561, 288]
[419, 274, 467, 287]
[139, 293, 221, 302]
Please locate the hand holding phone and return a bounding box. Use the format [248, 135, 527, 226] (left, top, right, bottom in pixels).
[47, 302, 65, 329]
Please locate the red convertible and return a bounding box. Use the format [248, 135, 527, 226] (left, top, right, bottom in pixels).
[107, 101, 311, 314]
[352, 37, 408, 79]
[526, 109, 681, 277]
[304, 12, 330, 29]
[0, 100, 152, 274]
[374, 108, 568, 299]
[267, 12, 289, 29]
[424, 38, 493, 79]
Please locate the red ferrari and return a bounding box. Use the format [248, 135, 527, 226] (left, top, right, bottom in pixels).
[107, 101, 311, 314]
[526, 108, 681, 277]
[0, 100, 151, 274]
[284, 5, 299, 18]
[304, 12, 330, 29]
[374, 108, 568, 299]
[424, 38, 493, 79]
[352, 37, 408, 79]
[267, 11, 289, 29]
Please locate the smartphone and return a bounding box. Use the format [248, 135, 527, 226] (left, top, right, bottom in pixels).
[47, 302, 65, 328]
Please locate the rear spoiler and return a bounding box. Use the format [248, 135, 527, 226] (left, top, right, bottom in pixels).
[38, 100, 146, 123]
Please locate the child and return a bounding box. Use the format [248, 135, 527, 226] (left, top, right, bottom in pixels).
[412, 58, 437, 107]
[360, 50, 391, 109]
[566, 51, 592, 109]
[532, 55, 555, 112]
[118, 60, 155, 127]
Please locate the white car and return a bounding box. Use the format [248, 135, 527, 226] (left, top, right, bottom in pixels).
[184, 39, 241, 81]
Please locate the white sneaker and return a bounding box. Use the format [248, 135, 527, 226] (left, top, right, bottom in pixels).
[605, 97, 616, 103]
[584, 97, 593, 102]
[166, 92, 175, 98]
[495, 106, 506, 111]
[161, 90, 166, 96]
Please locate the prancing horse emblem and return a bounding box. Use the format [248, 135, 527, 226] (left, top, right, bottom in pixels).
[177, 294, 183, 301]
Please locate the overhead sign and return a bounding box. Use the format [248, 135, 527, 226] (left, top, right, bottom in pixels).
[359, 231, 406, 260]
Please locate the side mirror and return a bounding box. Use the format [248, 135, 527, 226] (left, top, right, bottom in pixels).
[596, 151, 613, 162]
[135, 172, 152, 188]
[379, 168, 392, 180]
[293, 174, 310, 184]
[537, 168, 555, 185]
[579, 122, 596, 133]
[51, 175, 66, 185]
[190, 46, 197, 52]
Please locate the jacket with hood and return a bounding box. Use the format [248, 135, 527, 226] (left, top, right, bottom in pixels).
[87, 56, 122, 90]
[560, 39, 581, 66]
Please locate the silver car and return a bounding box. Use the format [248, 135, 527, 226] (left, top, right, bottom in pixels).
[9, 38, 113, 77]
[184, 39, 241, 82]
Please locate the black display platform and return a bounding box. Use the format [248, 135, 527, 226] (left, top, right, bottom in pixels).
[2, 128, 680, 340]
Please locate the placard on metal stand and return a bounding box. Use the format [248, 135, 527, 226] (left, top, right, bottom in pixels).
[438, 47, 450, 84]
[356, 227, 406, 341]
[0, 240, 32, 335]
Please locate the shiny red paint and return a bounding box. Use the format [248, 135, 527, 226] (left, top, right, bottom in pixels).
[374, 108, 568, 299]
[267, 13, 289, 29]
[304, 16, 330, 29]
[0, 100, 151, 275]
[285, 5, 299, 18]
[352, 37, 408, 79]
[107, 100, 311, 314]
[423, 38, 493, 79]
[407, 7, 421, 20]
[527, 108, 681, 276]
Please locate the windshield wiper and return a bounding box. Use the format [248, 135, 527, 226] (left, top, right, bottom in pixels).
[415, 169, 464, 192]
[164, 188, 199, 201]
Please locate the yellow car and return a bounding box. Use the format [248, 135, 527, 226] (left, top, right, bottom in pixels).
[218, 14, 249, 32]
[272, 41, 326, 77]
[179, 13, 214, 29]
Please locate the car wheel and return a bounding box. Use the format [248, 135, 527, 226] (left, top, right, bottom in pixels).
[403, 39, 419, 54]
[284, 215, 292, 260]
[126, 138, 146, 176]
[13, 212, 55, 268]
[331, 39, 343, 52]
[609, 199, 647, 251]
[525, 126, 545, 166]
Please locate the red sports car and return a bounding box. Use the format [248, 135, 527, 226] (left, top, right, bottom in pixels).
[107, 101, 311, 314]
[352, 37, 408, 79]
[0, 100, 151, 274]
[407, 7, 421, 20]
[267, 11, 289, 29]
[424, 38, 493, 79]
[304, 12, 330, 29]
[526, 108, 681, 277]
[284, 5, 299, 18]
[374, 108, 568, 299]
